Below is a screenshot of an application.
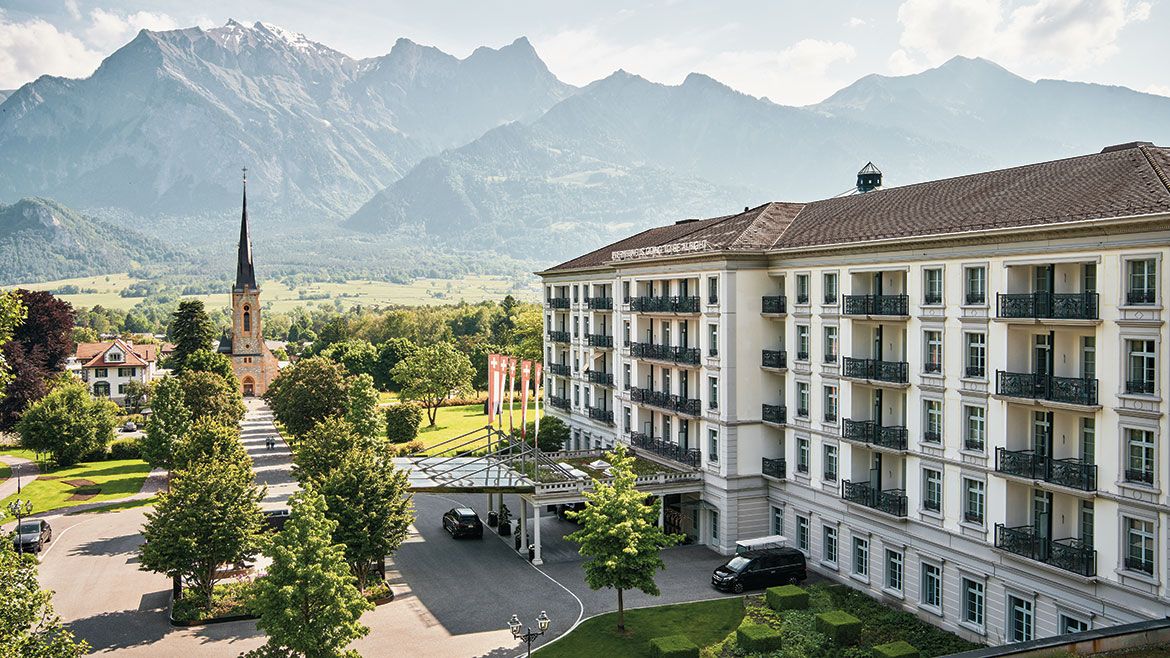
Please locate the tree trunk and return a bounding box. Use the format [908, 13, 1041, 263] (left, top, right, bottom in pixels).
[428, 404, 438, 427]
[617, 588, 625, 631]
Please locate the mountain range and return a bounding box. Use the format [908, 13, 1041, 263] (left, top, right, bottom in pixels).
[1, 21, 1169, 278]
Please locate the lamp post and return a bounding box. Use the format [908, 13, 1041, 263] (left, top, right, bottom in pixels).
[508, 610, 550, 657]
[7, 499, 33, 556]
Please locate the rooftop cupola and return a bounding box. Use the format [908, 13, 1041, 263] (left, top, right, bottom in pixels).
[857, 162, 882, 193]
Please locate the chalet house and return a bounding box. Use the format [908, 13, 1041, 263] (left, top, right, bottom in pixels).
[74, 339, 161, 405]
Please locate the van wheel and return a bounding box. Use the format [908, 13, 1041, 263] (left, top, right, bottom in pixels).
[732, 582, 744, 594]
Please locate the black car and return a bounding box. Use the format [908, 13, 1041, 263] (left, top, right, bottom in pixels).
[443, 507, 483, 539]
[13, 519, 52, 554]
[712, 548, 806, 593]
[263, 508, 291, 532]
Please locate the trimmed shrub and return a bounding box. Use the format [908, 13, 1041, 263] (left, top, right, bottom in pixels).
[648, 634, 699, 658]
[816, 610, 862, 646]
[737, 622, 783, 653]
[390, 440, 425, 457]
[384, 403, 423, 444]
[109, 437, 142, 460]
[873, 640, 921, 658]
[766, 584, 810, 611]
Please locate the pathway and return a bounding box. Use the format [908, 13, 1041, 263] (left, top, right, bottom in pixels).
[0, 454, 39, 501]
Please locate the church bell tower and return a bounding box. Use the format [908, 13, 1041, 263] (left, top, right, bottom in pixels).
[232, 169, 262, 356]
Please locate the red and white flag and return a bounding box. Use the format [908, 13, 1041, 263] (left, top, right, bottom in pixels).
[507, 357, 517, 434]
[520, 360, 532, 438]
[533, 362, 542, 442]
[487, 354, 499, 426]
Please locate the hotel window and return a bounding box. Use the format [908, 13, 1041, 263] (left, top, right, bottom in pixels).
[622, 281, 630, 303]
[1124, 517, 1155, 575]
[1080, 500, 1095, 545]
[708, 376, 718, 410]
[711, 510, 719, 541]
[823, 385, 838, 422]
[885, 550, 903, 592]
[95, 368, 108, 378]
[1080, 418, 1096, 464]
[623, 406, 631, 431]
[965, 332, 986, 378]
[796, 515, 809, 552]
[1081, 336, 1096, 379]
[1008, 595, 1034, 642]
[708, 429, 719, 464]
[797, 325, 810, 361]
[964, 406, 985, 452]
[573, 384, 580, 406]
[823, 444, 838, 481]
[1125, 428, 1155, 485]
[962, 578, 984, 628]
[923, 468, 942, 513]
[707, 276, 718, 304]
[797, 382, 809, 418]
[623, 363, 631, 389]
[573, 285, 579, 302]
[923, 268, 943, 305]
[1127, 258, 1157, 305]
[771, 506, 784, 535]
[708, 324, 718, 356]
[796, 437, 810, 473]
[823, 325, 838, 363]
[852, 537, 869, 577]
[1061, 615, 1089, 635]
[923, 400, 943, 444]
[822, 526, 838, 564]
[1082, 262, 1097, 293]
[573, 317, 579, 338]
[921, 563, 942, 609]
[623, 320, 630, 346]
[796, 274, 809, 304]
[1126, 339, 1156, 394]
[963, 478, 985, 525]
[965, 266, 987, 305]
[823, 272, 839, 304]
[924, 329, 943, 373]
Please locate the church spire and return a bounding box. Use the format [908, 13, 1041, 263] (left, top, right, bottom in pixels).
[235, 167, 257, 291]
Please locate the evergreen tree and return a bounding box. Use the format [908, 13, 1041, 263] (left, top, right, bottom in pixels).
[344, 373, 381, 441]
[182, 349, 237, 384]
[292, 418, 367, 486]
[141, 376, 191, 475]
[169, 300, 214, 371]
[0, 540, 88, 658]
[383, 403, 422, 444]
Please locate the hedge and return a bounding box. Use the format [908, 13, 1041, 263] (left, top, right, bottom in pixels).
[766, 584, 810, 611]
[647, 634, 699, 658]
[874, 640, 921, 658]
[384, 403, 423, 444]
[815, 610, 862, 645]
[737, 622, 783, 653]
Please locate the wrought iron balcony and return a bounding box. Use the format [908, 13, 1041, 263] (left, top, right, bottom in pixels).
[629, 387, 701, 416]
[841, 480, 908, 517]
[924, 292, 943, 305]
[630, 296, 700, 314]
[966, 291, 987, 305]
[995, 524, 1096, 577]
[996, 371, 1098, 406]
[1126, 379, 1155, 395]
[842, 419, 908, 450]
[587, 371, 613, 387]
[824, 293, 838, 305]
[762, 404, 787, 425]
[796, 350, 809, 362]
[547, 363, 571, 376]
[629, 431, 700, 468]
[1124, 468, 1155, 486]
[548, 395, 571, 411]
[843, 294, 910, 317]
[587, 334, 614, 348]
[843, 357, 909, 384]
[761, 295, 787, 315]
[762, 457, 786, 479]
[630, 342, 701, 366]
[586, 296, 613, 310]
[587, 406, 614, 424]
[548, 297, 571, 309]
[762, 349, 787, 369]
[547, 330, 571, 343]
[1126, 289, 1156, 305]
[923, 430, 942, 445]
[997, 292, 1099, 320]
[796, 293, 809, 305]
[1125, 556, 1155, 575]
[924, 361, 942, 374]
[996, 448, 1097, 491]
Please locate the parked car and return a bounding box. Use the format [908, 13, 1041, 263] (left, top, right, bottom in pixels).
[442, 507, 483, 539]
[711, 547, 806, 593]
[263, 508, 291, 532]
[13, 519, 52, 553]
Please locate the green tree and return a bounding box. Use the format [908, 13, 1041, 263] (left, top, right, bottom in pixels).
[566, 444, 683, 630]
[0, 540, 88, 658]
[139, 458, 266, 609]
[178, 370, 246, 427]
[0, 291, 25, 401]
[70, 325, 98, 346]
[372, 338, 416, 391]
[345, 373, 381, 441]
[383, 403, 422, 444]
[122, 379, 149, 414]
[319, 449, 413, 590]
[510, 415, 569, 452]
[16, 377, 118, 466]
[248, 487, 372, 658]
[321, 339, 378, 378]
[174, 417, 250, 472]
[182, 349, 237, 384]
[511, 306, 544, 364]
[392, 343, 474, 427]
[169, 300, 214, 371]
[141, 376, 191, 474]
[264, 357, 349, 437]
[292, 418, 370, 485]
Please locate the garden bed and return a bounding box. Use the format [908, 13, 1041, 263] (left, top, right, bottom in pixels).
[169, 580, 257, 626]
[363, 580, 395, 605]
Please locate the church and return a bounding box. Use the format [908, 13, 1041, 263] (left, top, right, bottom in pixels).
[219, 172, 279, 396]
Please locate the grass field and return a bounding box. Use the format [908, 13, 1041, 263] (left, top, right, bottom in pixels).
[0, 459, 152, 515]
[0, 462, 9, 486]
[415, 402, 538, 454]
[13, 273, 539, 312]
[536, 598, 745, 657]
[0, 447, 42, 461]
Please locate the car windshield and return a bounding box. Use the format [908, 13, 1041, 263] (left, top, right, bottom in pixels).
[17, 522, 39, 533]
[725, 556, 752, 572]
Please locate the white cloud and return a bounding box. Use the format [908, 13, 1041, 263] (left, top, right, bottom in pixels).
[85, 8, 179, 51]
[65, 0, 82, 21]
[0, 11, 100, 88]
[702, 39, 857, 105]
[535, 27, 703, 87]
[847, 17, 868, 28]
[1144, 83, 1170, 97]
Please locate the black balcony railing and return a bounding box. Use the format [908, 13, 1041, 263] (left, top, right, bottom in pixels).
[548, 395, 571, 411]
[843, 294, 910, 317]
[586, 296, 613, 310]
[1124, 468, 1155, 486]
[762, 404, 787, 425]
[966, 291, 987, 305]
[842, 419, 908, 450]
[630, 342, 701, 366]
[924, 361, 942, 374]
[587, 406, 614, 424]
[762, 295, 787, 315]
[796, 293, 809, 305]
[587, 334, 614, 348]
[824, 293, 838, 305]
[1127, 289, 1156, 305]
[841, 481, 908, 517]
[548, 330, 571, 343]
[964, 511, 984, 525]
[629, 431, 700, 468]
[923, 430, 941, 445]
[630, 296, 700, 314]
[843, 357, 909, 384]
[1126, 379, 1155, 395]
[964, 438, 985, 452]
[965, 365, 986, 379]
[762, 350, 787, 369]
[997, 292, 1099, 320]
[996, 371, 1099, 406]
[924, 292, 943, 305]
[1125, 556, 1155, 575]
[996, 448, 1097, 491]
[547, 363, 571, 376]
[796, 350, 809, 362]
[995, 524, 1096, 577]
[629, 387, 701, 416]
[587, 371, 614, 386]
[548, 297, 571, 309]
[762, 457, 786, 479]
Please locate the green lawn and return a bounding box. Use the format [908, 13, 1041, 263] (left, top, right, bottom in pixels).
[537, 598, 745, 658]
[0, 459, 152, 515]
[0, 447, 41, 461]
[415, 402, 538, 454]
[0, 462, 9, 486]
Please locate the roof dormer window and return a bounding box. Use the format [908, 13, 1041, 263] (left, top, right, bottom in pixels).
[107, 351, 124, 362]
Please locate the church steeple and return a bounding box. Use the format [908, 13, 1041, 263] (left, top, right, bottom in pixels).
[235, 168, 257, 291]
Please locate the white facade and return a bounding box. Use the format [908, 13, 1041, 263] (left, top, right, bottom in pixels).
[76, 339, 159, 406]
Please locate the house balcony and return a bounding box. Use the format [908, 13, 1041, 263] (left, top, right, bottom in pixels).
[587, 406, 614, 424]
[587, 334, 614, 348]
[630, 296, 700, 314]
[994, 524, 1096, 577]
[843, 357, 909, 385]
[629, 431, 700, 468]
[586, 296, 613, 311]
[762, 349, 787, 370]
[997, 292, 1099, 321]
[996, 371, 1099, 407]
[630, 342, 701, 366]
[841, 480, 908, 518]
[842, 419, 908, 451]
[547, 363, 571, 376]
[761, 295, 787, 315]
[1126, 379, 1155, 395]
[629, 387, 701, 416]
[547, 297, 571, 310]
[548, 330, 571, 344]
[587, 371, 614, 387]
[843, 294, 909, 318]
[762, 457, 787, 480]
[762, 404, 787, 426]
[995, 448, 1097, 491]
[548, 395, 571, 411]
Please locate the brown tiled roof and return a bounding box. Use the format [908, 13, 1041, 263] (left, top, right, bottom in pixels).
[76, 339, 156, 368]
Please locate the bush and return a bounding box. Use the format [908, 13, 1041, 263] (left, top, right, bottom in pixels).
[816, 610, 862, 646]
[109, 437, 142, 460]
[737, 622, 783, 653]
[874, 640, 921, 658]
[767, 584, 810, 611]
[389, 440, 425, 457]
[648, 634, 699, 658]
[384, 403, 423, 444]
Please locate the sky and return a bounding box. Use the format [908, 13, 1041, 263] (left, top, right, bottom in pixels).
[0, 0, 1166, 105]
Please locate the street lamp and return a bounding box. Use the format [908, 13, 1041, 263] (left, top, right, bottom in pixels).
[509, 610, 551, 657]
[7, 499, 33, 556]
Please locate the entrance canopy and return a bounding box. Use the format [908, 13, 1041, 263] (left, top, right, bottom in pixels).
[393, 456, 534, 493]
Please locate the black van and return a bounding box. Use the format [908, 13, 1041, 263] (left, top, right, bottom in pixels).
[711, 548, 806, 593]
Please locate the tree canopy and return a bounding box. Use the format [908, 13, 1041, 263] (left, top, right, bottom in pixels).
[182, 348, 237, 384]
[0, 289, 74, 427]
[177, 369, 245, 427]
[141, 376, 191, 473]
[16, 376, 118, 466]
[344, 373, 381, 441]
[0, 540, 88, 658]
[392, 343, 473, 427]
[168, 300, 215, 371]
[264, 356, 349, 437]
